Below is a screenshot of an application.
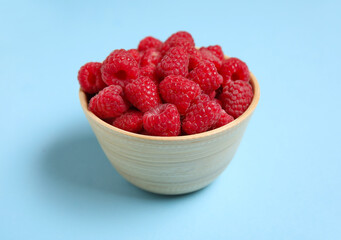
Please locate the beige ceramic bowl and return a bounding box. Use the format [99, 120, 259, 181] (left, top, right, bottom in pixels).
[79, 70, 260, 195]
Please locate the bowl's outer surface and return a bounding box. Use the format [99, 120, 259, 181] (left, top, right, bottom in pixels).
[79, 72, 260, 195]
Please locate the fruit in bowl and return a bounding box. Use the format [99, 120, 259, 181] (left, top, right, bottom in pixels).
[78, 31, 260, 194]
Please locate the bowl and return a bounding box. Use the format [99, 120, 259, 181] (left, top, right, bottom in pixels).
[79, 71, 260, 195]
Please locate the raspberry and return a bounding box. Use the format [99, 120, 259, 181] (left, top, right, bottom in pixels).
[139, 65, 158, 84]
[188, 60, 223, 94]
[200, 48, 222, 70]
[157, 47, 189, 78]
[89, 85, 129, 119]
[202, 45, 225, 62]
[208, 90, 216, 99]
[138, 36, 162, 52]
[219, 80, 253, 118]
[163, 31, 194, 49]
[219, 57, 250, 85]
[143, 104, 181, 136]
[101, 49, 139, 87]
[160, 36, 194, 55]
[112, 110, 143, 133]
[211, 109, 234, 129]
[124, 76, 161, 112]
[159, 75, 201, 115]
[187, 47, 202, 70]
[182, 94, 222, 134]
[140, 48, 162, 67]
[78, 62, 107, 94]
[162, 39, 201, 71]
[127, 49, 141, 63]
[212, 97, 222, 107]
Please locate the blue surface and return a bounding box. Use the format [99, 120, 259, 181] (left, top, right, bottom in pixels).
[1, 0, 340, 239]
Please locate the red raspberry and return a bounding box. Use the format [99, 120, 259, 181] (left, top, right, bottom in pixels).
[182, 94, 222, 134]
[157, 47, 189, 78]
[124, 76, 161, 112]
[138, 36, 162, 52]
[160, 36, 194, 55]
[163, 31, 195, 48]
[219, 57, 250, 85]
[101, 49, 139, 88]
[208, 90, 216, 99]
[89, 85, 129, 119]
[139, 65, 158, 84]
[219, 80, 253, 118]
[212, 97, 222, 107]
[188, 60, 223, 94]
[211, 109, 234, 129]
[159, 75, 201, 115]
[78, 62, 107, 94]
[140, 48, 162, 67]
[201, 45, 225, 62]
[112, 110, 143, 133]
[127, 49, 141, 63]
[200, 48, 222, 70]
[143, 104, 181, 136]
[162, 39, 201, 71]
[187, 47, 202, 70]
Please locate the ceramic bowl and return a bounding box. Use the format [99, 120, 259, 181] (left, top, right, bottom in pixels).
[79, 70, 260, 195]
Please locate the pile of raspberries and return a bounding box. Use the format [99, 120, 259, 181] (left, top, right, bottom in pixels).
[78, 31, 253, 136]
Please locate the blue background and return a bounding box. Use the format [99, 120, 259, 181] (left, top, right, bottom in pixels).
[1, 0, 340, 239]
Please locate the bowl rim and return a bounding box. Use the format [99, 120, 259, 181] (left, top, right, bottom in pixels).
[79, 69, 260, 142]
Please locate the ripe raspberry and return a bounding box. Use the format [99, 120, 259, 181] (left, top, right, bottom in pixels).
[187, 47, 202, 70]
[219, 57, 250, 85]
[162, 39, 201, 71]
[127, 49, 141, 63]
[163, 31, 195, 49]
[159, 75, 201, 115]
[211, 109, 234, 129]
[138, 36, 162, 52]
[188, 60, 223, 94]
[124, 76, 161, 112]
[139, 65, 158, 84]
[212, 97, 222, 107]
[143, 104, 181, 136]
[89, 85, 129, 119]
[201, 45, 225, 62]
[208, 90, 216, 99]
[78, 62, 107, 94]
[200, 48, 222, 70]
[112, 110, 143, 133]
[101, 49, 139, 87]
[157, 47, 189, 78]
[182, 94, 222, 134]
[140, 48, 162, 67]
[160, 36, 194, 55]
[219, 80, 253, 118]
